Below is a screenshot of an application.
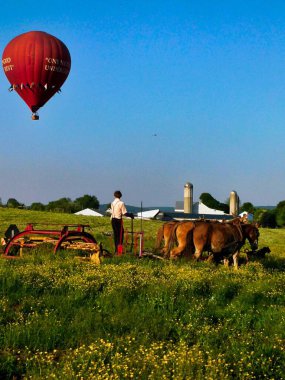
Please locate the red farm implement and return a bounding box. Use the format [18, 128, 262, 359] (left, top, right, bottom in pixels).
[1, 223, 107, 259]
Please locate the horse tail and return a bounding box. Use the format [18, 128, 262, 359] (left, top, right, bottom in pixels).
[155, 224, 164, 252]
[165, 221, 182, 257]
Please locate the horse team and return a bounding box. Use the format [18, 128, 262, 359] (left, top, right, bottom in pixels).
[156, 218, 260, 269]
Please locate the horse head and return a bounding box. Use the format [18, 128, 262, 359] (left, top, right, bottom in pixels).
[242, 223, 259, 251]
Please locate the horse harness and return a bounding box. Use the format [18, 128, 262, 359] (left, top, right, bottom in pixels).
[209, 220, 244, 253]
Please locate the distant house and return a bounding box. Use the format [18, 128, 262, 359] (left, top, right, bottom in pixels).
[175, 201, 227, 216]
[239, 211, 253, 222]
[74, 208, 103, 217]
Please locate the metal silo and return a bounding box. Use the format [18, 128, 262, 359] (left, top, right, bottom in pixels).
[229, 190, 239, 216]
[184, 182, 193, 213]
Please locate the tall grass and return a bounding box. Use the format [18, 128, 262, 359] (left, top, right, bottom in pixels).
[0, 208, 284, 378]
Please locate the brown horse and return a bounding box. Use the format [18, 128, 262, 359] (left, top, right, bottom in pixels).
[167, 219, 259, 268]
[168, 220, 224, 259]
[192, 219, 259, 268]
[168, 221, 198, 259]
[155, 221, 179, 255]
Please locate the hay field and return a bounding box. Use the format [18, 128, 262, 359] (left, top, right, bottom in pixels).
[0, 208, 285, 379]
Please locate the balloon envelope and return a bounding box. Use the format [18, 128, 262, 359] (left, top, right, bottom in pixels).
[2, 31, 71, 115]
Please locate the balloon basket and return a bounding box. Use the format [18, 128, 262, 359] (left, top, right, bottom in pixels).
[31, 113, 39, 120]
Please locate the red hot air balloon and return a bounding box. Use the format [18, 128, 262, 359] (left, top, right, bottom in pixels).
[2, 31, 71, 120]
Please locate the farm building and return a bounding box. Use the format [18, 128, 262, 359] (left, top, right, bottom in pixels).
[157, 182, 238, 221]
[175, 200, 227, 216]
[136, 209, 160, 219]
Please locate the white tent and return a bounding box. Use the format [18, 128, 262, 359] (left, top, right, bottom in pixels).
[74, 208, 103, 217]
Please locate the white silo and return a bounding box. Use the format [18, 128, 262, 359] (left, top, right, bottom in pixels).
[229, 191, 239, 216]
[184, 182, 193, 213]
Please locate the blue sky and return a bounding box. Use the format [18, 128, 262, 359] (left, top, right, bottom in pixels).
[0, 1, 285, 207]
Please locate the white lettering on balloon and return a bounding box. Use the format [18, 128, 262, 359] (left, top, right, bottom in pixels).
[2, 57, 14, 71]
[44, 65, 70, 74]
[3, 64, 14, 72]
[45, 57, 70, 75]
[2, 57, 11, 64]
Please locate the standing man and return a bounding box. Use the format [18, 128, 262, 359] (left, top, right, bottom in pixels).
[111, 190, 134, 253]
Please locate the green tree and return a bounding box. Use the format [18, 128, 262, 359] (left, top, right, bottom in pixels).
[253, 208, 266, 223]
[74, 194, 99, 212]
[30, 202, 46, 211]
[240, 202, 255, 214]
[260, 210, 277, 228]
[6, 198, 21, 208]
[276, 200, 285, 209]
[276, 201, 285, 227]
[46, 198, 75, 213]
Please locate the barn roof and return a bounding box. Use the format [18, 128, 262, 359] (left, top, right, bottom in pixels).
[136, 209, 160, 219]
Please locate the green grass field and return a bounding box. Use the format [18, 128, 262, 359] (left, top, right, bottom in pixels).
[0, 208, 285, 379]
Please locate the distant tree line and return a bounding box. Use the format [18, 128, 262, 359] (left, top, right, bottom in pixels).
[1, 192, 285, 227]
[0, 195, 99, 214]
[200, 192, 285, 228]
[236, 200, 285, 228]
[252, 202, 285, 228]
